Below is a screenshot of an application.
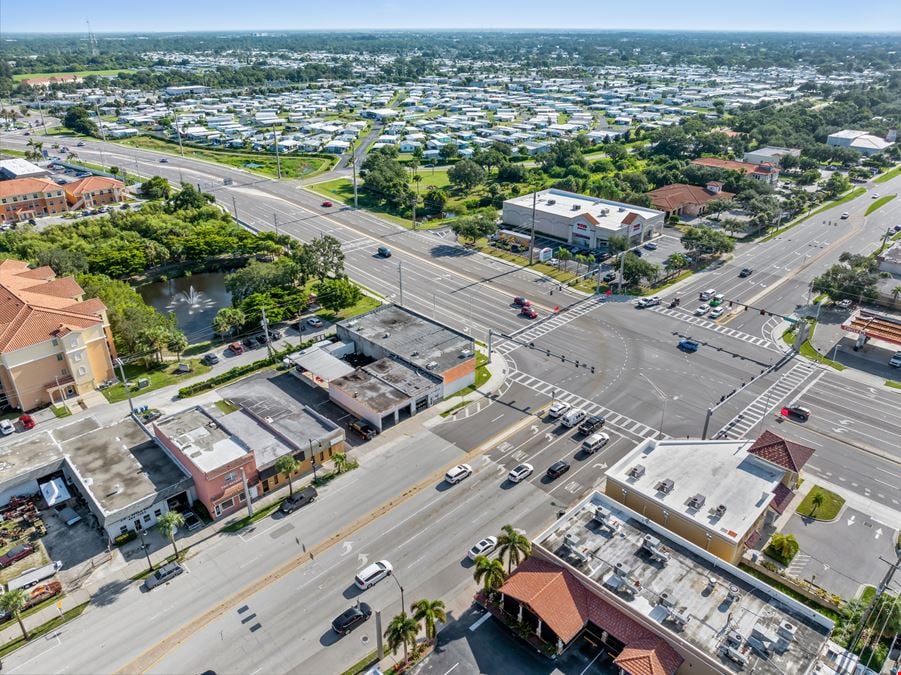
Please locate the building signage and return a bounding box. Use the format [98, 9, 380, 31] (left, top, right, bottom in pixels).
[538, 247, 554, 263]
[575, 223, 588, 231]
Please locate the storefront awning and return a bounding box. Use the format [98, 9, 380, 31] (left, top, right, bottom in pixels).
[40, 477, 71, 506]
[287, 347, 355, 382]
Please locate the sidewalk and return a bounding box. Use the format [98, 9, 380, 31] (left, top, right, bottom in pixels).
[0, 586, 91, 649]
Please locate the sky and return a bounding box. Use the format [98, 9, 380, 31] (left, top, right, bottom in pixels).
[2, 0, 901, 33]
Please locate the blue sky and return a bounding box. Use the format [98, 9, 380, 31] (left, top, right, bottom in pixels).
[2, 0, 901, 33]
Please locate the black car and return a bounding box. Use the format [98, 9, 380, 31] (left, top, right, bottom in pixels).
[602, 271, 617, 282]
[279, 487, 318, 514]
[546, 461, 571, 479]
[201, 353, 220, 366]
[349, 419, 379, 440]
[782, 404, 811, 422]
[739, 268, 753, 278]
[242, 337, 256, 349]
[331, 602, 372, 635]
[254, 334, 268, 347]
[377, 246, 392, 258]
[578, 415, 606, 435]
[269, 329, 282, 341]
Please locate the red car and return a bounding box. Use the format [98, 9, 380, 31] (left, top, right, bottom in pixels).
[0, 543, 35, 568]
[513, 297, 531, 307]
[520, 306, 538, 319]
[321, 201, 333, 207]
[19, 414, 35, 430]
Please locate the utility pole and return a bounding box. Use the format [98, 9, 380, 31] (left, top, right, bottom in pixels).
[849, 553, 901, 657]
[273, 212, 280, 236]
[136, 527, 153, 572]
[231, 195, 239, 222]
[93, 102, 108, 170]
[375, 611, 384, 659]
[272, 130, 282, 179]
[617, 248, 627, 295]
[411, 195, 417, 230]
[261, 307, 273, 358]
[36, 96, 47, 135]
[397, 262, 404, 307]
[351, 145, 359, 209]
[240, 467, 253, 518]
[172, 111, 185, 158]
[115, 357, 134, 415]
[528, 188, 538, 265]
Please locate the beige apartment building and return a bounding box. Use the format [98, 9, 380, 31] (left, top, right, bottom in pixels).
[0, 259, 116, 411]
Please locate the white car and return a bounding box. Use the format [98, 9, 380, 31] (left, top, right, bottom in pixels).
[354, 560, 393, 590]
[0, 419, 14, 435]
[699, 289, 716, 301]
[507, 463, 534, 483]
[636, 296, 661, 308]
[467, 536, 498, 560]
[695, 304, 711, 316]
[889, 352, 901, 368]
[306, 317, 324, 328]
[582, 432, 610, 454]
[709, 306, 725, 319]
[548, 401, 571, 418]
[445, 463, 473, 484]
[840, 212, 849, 219]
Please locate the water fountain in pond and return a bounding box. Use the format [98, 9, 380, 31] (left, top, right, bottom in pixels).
[166, 284, 218, 316]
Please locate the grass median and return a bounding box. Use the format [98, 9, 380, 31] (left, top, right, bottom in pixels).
[874, 165, 901, 183]
[865, 193, 896, 215]
[796, 485, 845, 521]
[762, 187, 867, 242]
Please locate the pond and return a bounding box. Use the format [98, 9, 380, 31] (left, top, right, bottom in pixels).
[139, 272, 232, 342]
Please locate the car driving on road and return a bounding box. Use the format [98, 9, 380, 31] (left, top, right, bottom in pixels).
[507, 463, 534, 483]
[582, 432, 609, 454]
[520, 306, 538, 319]
[695, 304, 710, 316]
[467, 536, 498, 560]
[354, 560, 393, 589]
[678, 338, 700, 353]
[889, 352, 901, 368]
[548, 401, 571, 418]
[546, 460, 571, 479]
[331, 602, 372, 635]
[635, 296, 660, 308]
[709, 306, 725, 319]
[578, 415, 605, 435]
[739, 268, 753, 277]
[306, 316, 324, 328]
[445, 463, 473, 484]
[782, 403, 811, 422]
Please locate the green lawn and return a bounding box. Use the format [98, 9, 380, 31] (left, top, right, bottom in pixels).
[865, 193, 897, 215]
[117, 136, 333, 180]
[874, 165, 901, 184]
[307, 179, 453, 229]
[12, 69, 135, 82]
[102, 358, 212, 403]
[214, 399, 240, 415]
[0, 602, 88, 658]
[781, 325, 846, 371]
[796, 485, 845, 521]
[886, 379, 901, 389]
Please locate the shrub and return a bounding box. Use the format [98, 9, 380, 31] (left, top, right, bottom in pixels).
[114, 531, 137, 546]
[192, 500, 212, 523]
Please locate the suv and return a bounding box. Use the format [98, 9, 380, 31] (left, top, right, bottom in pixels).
[889, 352, 901, 368]
[603, 271, 617, 282]
[18, 415, 35, 430]
[507, 463, 534, 483]
[520, 306, 538, 319]
[229, 342, 244, 355]
[0, 543, 35, 568]
[355, 560, 393, 589]
[699, 289, 716, 301]
[377, 246, 391, 258]
[578, 415, 606, 435]
[546, 461, 571, 480]
[349, 419, 378, 440]
[513, 297, 531, 307]
[548, 401, 571, 418]
[739, 268, 753, 278]
[201, 352, 220, 366]
[280, 486, 318, 514]
[445, 464, 473, 484]
[332, 602, 372, 635]
[144, 562, 184, 590]
[582, 432, 610, 454]
[636, 296, 660, 308]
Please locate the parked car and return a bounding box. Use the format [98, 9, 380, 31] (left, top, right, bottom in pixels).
[602, 271, 617, 282]
[269, 329, 282, 341]
[201, 353, 220, 366]
[467, 536, 498, 560]
[307, 316, 324, 329]
[182, 511, 203, 531]
[520, 306, 538, 319]
[507, 463, 534, 484]
[513, 297, 531, 307]
[331, 602, 372, 635]
[782, 403, 811, 422]
[582, 432, 610, 454]
[643, 241, 658, 250]
[0, 419, 14, 435]
[377, 246, 391, 258]
[349, 419, 378, 440]
[280, 486, 318, 514]
[229, 342, 244, 355]
[254, 334, 268, 347]
[709, 307, 725, 319]
[694, 304, 710, 316]
[889, 352, 901, 368]
[242, 337, 256, 350]
[548, 401, 571, 418]
[76, 141, 85, 147]
[354, 560, 393, 590]
[578, 415, 606, 435]
[144, 562, 184, 590]
[678, 338, 700, 353]
[561, 408, 587, 428]
[445, 464, 473, 485]
[0, 543, 36, 568]
[836, 299, 853, 309]
[18, 414, 35, 430]
[321, 201, 333, 207]
[546, 461, 571, 480]
[739, 268, 753, 278]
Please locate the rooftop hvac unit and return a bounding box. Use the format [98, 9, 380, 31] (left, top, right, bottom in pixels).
[657, 591, 675, 608]
[655, 478, 674, 494]
[614, 562, 632, 578]
[564, 532, 582, 550]
[592, 505, 610, 524]
[426, 361, 438, 370]
[687, 493, 706, 509]
[642, 534, 661, 552]
[460, 349, 472, 357]
[721, 645, 748, 668]
[618, 206, 626, 212]
[778, 621, 797, 641]
[600, 208, 609, 216]
[571, 204, 581, 210]
[628, 464, 646, 479]
[714, 504, 727, 518]
[668, 609, 690, 627]
[546, 199, 556, 205]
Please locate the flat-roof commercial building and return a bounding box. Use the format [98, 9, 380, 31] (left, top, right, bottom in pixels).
[826, 129, 894, 156]
[604, 433, 814, 564]
[691, 157, 780, 185]
[491, 491, 832, 674]
[742, 146, 800, 166]
[502, 189, 665, 249]
[0, 158, 50, 181]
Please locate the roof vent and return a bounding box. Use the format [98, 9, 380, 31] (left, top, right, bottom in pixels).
[687, 493, 706, 509]
[628, 464, 645, 479]
[426, 361, 438, 370]
[383, 332, 391, 339]
[714, 504, 727, 518]
[265, 416, 274, 424]
[571, 204, 581, 211]
[207, 422, 217, 429]
[460, 349, 472, 357]
[655, 478, 674, 494]
[618, 206, 626, 212]
[546, 199, 556, 205]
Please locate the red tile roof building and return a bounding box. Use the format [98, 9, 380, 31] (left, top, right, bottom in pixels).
[0, 260, 115, 410]
[64, 176, 125, 210]
[0, 177, 69, 224]
[691, 157, 780, 185]
[747, 430, 815, 474]
[647, 182, 735, 218]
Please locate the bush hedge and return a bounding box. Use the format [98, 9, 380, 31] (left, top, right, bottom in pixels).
[114, 531, 137, 546]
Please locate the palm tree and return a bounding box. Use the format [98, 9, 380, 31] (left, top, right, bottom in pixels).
[0, 588, 30, 640]
[473, 555, 506, 593]
[157, 511, 186, 559]
[556, 247, 572, 271]
[384, 611, 419, 663]
[332, 453, 350, 474]
[810, 492, 825, 516]
[497, 524, 532, 573]
[412, 598, 447, 642]
[275, 454, 299, 497]
[892, 285, 901, 308]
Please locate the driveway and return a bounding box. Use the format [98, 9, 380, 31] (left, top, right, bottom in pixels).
[781, 507, 898, 599]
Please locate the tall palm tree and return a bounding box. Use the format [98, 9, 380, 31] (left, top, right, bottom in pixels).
[473, 555, 506, 593]
[332, 453, 349, 474]
[275, 454, 299, 497]
[157, 511, 186, 559]
[497, 525, 532, 573]
[384, 611, 419, 663]
[0, 588, 30, 640]
[810, 492, 825, 516]
[412, 598, 447, 642]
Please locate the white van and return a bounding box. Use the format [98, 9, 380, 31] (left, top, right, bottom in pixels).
[699, 289, 716, 301]
[561, 408, 587, 428]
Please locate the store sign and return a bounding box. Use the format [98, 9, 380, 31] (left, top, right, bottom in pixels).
[575, 223, 588, 231]
[538, 247, 554, 262]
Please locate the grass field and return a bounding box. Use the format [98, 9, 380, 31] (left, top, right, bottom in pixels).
[874, 165, 901, 184]
[796, 485, 845, 520]
[102, 358, 212, 404]
[117, 136, 334, 180]
[865, 193, 897, 215]
[12, 69, 135, 82]
[307, 178, 441, 229]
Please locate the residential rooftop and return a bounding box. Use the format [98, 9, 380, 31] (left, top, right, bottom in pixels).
[537, 492, 832, 675]
[606, 438, 785, 544]
[154, 408, 250, 473]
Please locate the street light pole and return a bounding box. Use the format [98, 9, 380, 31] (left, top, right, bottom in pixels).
[391, 571, 405, 613]
[115, 357, 134, 415]
[397, 262, 404, 307]
[136, 527, 153, 572]
[528, 188, 538, 265]
[272, 130, 282, 179]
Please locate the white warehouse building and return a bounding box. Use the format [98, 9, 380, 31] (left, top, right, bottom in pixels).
[502, 189, 665, 249]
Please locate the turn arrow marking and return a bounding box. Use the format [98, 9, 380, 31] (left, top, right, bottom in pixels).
[341, 541, 354, 556]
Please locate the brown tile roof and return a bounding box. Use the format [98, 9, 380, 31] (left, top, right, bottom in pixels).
[614, 637, 685, 675]
[691, 157, 756, 174]
[64, 175, 124, 196]
[0, 177, 64, 200]
[747, 430, 815, 473]
[499, 558, 682, 674]
[622, 212, 639, 225]
[0, 259, 106, 352]
[647, 183, 735, 212]
[769, 482, 794, 514]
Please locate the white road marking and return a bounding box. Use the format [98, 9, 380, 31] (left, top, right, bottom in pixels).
[469, 613, 491, 632]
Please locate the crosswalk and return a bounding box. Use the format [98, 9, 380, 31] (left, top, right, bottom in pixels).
[495, 297, 606, 356]
[650, 305, 780, 351]
[715, 360, 821, 439]
[506, 369, 661, 441]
